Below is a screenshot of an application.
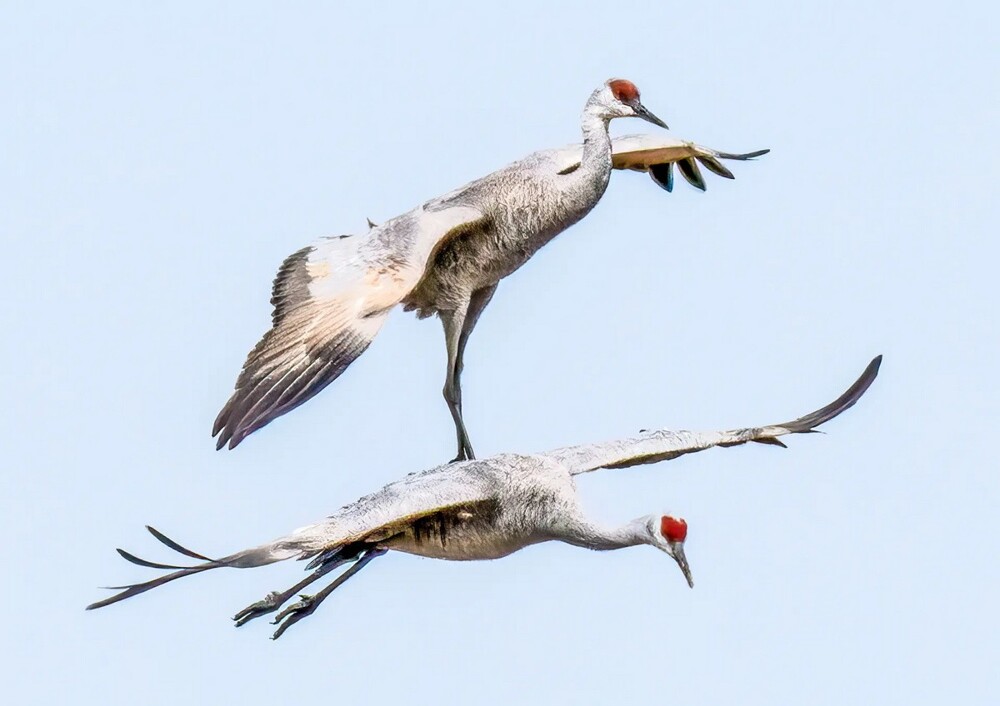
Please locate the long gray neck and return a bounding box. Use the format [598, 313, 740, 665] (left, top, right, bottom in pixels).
[574, 93, 614, 195]
[558, 515, 651, 551]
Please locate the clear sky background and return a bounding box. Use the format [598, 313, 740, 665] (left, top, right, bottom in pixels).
[2, 1, 997, 704]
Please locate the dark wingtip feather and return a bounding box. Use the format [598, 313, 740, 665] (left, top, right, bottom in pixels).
[676, 158, 706, 191]
[780, 355, 882, 433]
[649, 162, 674, 192]
[696, 155, 735, 180]
[214, 331, 375, 452]
[211, 412, 226, 438]
[716, 148, 770, 161]
[752, 436, 788, 448]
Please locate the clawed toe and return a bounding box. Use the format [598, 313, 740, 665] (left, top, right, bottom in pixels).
[272, 594, 315, 624]
[270, 595, 317, 640]
[232, 591, 286, 627]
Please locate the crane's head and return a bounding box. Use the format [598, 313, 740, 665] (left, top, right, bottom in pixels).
[647, 514, 693, 588]
[592, 78, 668, 129]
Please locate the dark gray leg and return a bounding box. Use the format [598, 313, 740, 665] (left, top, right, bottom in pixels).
[270, 547, 387, 640]
[452, 284, 497, 419]
[232, 548, 356, 627]
[442, 304, 474, 462]
[441, 285, 498, 462]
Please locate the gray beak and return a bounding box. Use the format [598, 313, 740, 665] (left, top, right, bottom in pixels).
[634, 102, 668, 130]
[671, 542, 694, 588]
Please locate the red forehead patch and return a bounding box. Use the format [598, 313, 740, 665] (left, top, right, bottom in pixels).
[660, 516, 687, 542]
[608, 79, 640, 103]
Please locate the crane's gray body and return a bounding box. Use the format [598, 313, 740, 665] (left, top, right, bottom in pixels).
[403, 135, 610, 318]
[336, 454, 577, 561]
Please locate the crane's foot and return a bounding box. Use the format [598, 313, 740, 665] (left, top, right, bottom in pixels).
[450, 438, 476, 463]
[233, 591, 289, 627]
[270, 594, 319, 640]
[267, 546, 386, 639]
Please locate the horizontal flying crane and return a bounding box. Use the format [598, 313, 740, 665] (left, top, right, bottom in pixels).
[92, 357, 880, 640]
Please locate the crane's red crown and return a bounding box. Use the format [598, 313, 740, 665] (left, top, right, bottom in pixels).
[660, 516, 688, 543]
[608, 79, 640, 104]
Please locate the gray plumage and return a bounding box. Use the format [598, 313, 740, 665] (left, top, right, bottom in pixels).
[91, 356, 880, 639]
[211, 79, 769, 457]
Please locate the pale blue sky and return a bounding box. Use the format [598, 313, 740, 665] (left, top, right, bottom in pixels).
[2, 1, 997, 704]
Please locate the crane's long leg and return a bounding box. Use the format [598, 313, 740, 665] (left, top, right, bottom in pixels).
[270, 547, 387, 640]
[453, 284, 497, 415]
[441, 285, 498, 463]
[442, 305, 474, 462]
[232, 547, 358, 627]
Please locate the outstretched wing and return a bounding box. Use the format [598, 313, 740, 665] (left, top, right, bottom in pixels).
[543, 356, 881, 474]
[554, 133, 768, 191]
[213, 203, 487, 449]
[550, 134, 767, 190]
[611, 134, 769, 191]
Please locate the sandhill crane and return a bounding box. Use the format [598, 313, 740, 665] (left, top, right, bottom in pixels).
[212, 78, 769, 459]
[92, 356, 879, 639]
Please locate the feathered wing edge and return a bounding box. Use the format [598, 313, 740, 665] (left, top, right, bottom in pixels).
[548, 356, 881, 474]
[609, 135, 769, 192]
[646, 147, 770, 193]
[212, 306, 386, 450]
[212, 204, 488, 450]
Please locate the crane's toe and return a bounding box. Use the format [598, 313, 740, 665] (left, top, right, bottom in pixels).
[233, 591, 287, 627]
[270, 594, 319, 640]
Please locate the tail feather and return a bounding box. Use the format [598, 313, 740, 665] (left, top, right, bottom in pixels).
[87, 564, 219, 610]
[146, 525, 213, 561]
[116, 547, 190, 570]
[86, 526, 309, 611]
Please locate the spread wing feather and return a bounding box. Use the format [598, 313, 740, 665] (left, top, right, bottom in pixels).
[543, 356, 881, 474]
[551, 133, 768, 192]
[213, 203, 486, 449]
[610, 133, 769, 192]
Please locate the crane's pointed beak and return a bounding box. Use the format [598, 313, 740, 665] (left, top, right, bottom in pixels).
[671, 542, 694, 588]
[634, 103, 668, 130]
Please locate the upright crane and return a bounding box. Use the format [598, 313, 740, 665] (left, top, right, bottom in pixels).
[212, 78, 768, 460]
